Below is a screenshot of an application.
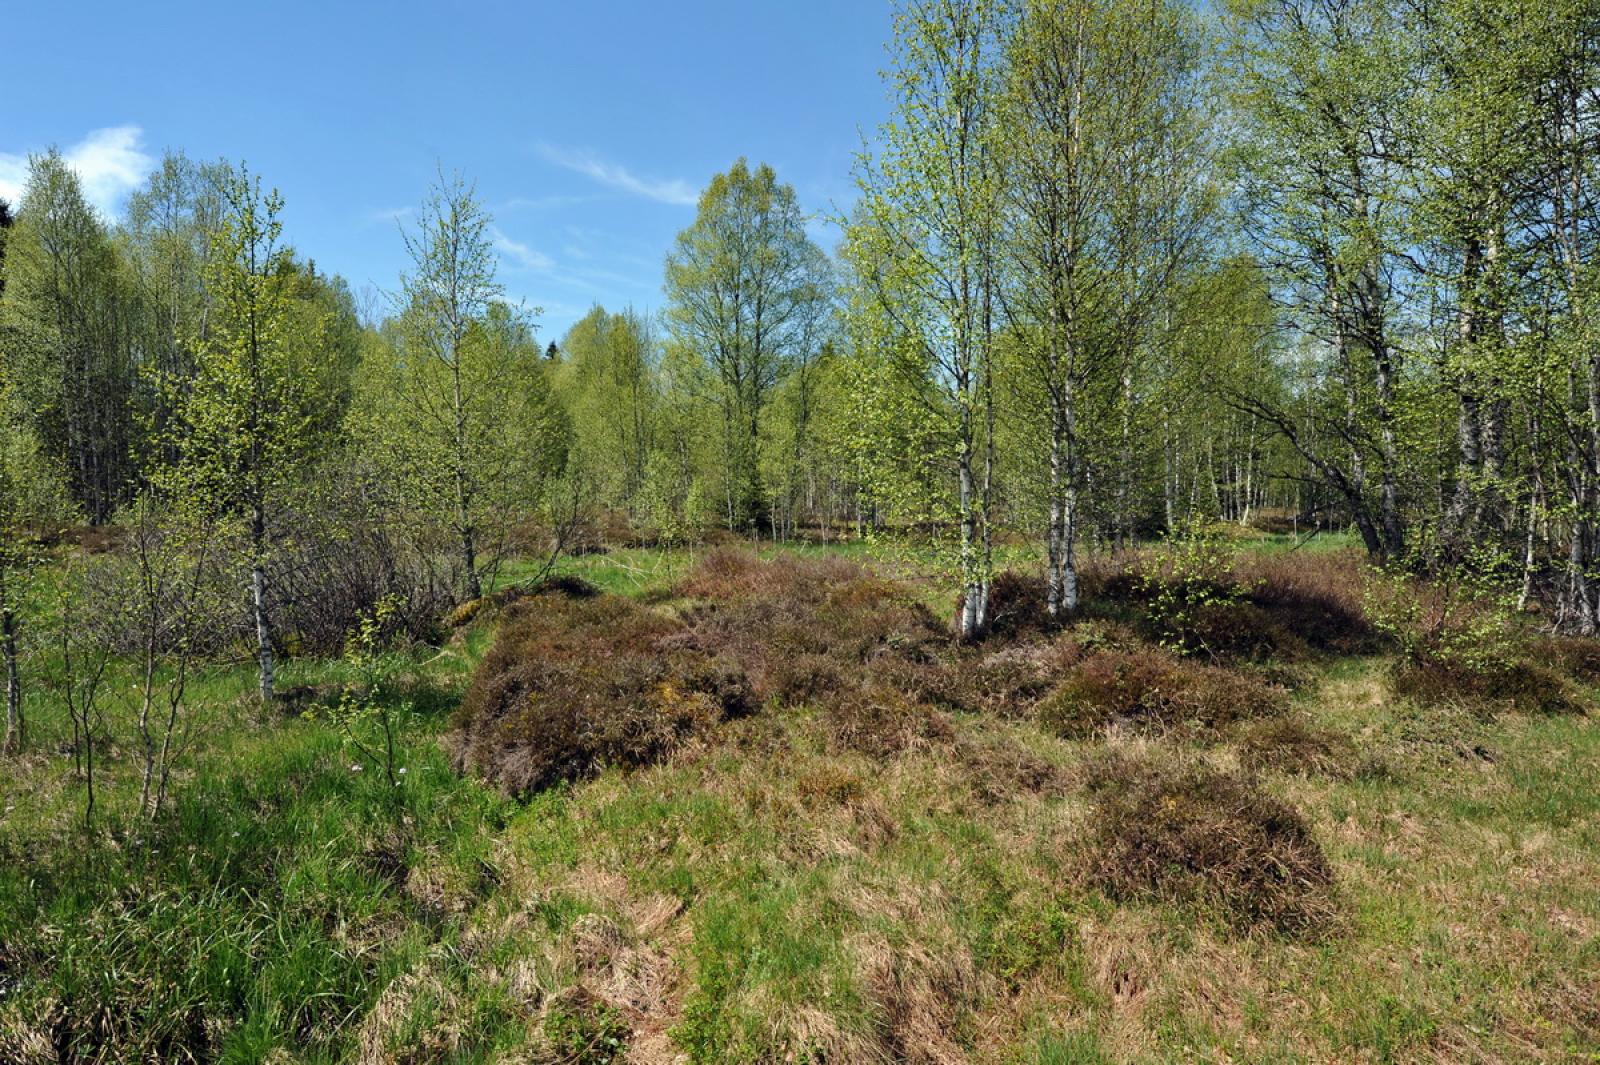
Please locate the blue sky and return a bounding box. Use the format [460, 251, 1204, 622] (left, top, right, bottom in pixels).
[1, 1, 893, 340]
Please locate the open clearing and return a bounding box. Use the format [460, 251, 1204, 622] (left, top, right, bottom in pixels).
[3, 538, 1598, 1063]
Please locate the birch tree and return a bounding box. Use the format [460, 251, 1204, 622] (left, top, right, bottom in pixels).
[362, 174, 566, 600]
[165, 168, 328, 703]
[852, 0, 1007, 638]
[1003, 0, 1212, 611]
[664, 160, 832, 535]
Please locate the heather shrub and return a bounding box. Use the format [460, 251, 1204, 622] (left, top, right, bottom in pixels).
[912, 636, 1088, 718]
[821, 683, 956, 759]
[1090, 545, 1379, 662]
[452, 590, 753, 794]
[1233, 550, 1379, 655]
[1080, 752, 1336, 935]
[1537, 634, 1600, 683]
[977, 569, 1054, 639]
[677, 551, 948, 703]
[1035, 647, 1287, 737]
[952, 732, 1070, 802]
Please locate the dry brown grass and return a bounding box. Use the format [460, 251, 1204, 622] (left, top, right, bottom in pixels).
[1079, 751, 1337, 935]
[1035, 647, 1288, 738]
[1234, 715, 1359, 779]
[820, 683, 957, 760]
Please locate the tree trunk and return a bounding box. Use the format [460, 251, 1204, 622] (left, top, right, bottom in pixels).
[1046, 390, 1079, 616]
[2, 592, 20, 755]
[251, 506, 275, 704]
[957, 443, 987, 639]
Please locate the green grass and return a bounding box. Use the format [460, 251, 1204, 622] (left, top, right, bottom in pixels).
[3, 538, 1598, 1062]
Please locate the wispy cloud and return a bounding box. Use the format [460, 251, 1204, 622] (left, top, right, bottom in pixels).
[499, 193, 591, 213]
[368, 205, 414, 224]
[0, 125, 154, 218]
[490, 225, 554, 272]
[536, 143, 698, 207]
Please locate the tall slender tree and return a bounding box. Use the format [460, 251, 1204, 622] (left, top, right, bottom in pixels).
[362, 173, 566, 600]
[665, 160, 832, 536]
[164, 168, 328, 703]
[852, 0, 1007, 638]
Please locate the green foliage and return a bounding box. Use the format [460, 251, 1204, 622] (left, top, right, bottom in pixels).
[1364, 551, 1523, 679]
[542, 994, 629, 1063]
[0, 151, 140, 523]
[323, 595, 414, 789]
[664, 159, 832, 534]
[356, 175, 568, 600]
[160, 169, 331, 522]
[1135, 521, 1250, 656]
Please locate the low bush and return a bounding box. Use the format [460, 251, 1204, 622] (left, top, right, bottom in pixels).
[1080, 752, 1336, 935]
[1392, 658, 1583, 715]
[1535, 634, 1600, 684]
[1234, 550, 1380, 655]
[1035, 647, 1287, 738]
[1234, 715, 1358, 778]
[1369, 564, 1587, 714]
[452, 588, 753, 794]
[952, 732, 1070, 802]
[821, 683, 955, 759]
[978, 569, 1055, 639]
[676, 551, 949, 703]
[1087, 546, 1380, 662]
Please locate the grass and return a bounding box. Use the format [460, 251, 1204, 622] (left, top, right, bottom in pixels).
[2, 536, 1598, 1062]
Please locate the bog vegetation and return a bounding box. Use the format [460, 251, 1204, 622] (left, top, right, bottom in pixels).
[3, 0, 1600, 1061]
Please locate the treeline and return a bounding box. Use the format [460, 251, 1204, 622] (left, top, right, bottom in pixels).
[2, 0, 1600, 727]
[554, 0, 1600, 640]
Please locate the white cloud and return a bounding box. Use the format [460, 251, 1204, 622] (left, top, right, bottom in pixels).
[500, 193, 589, 212]
[0, 125, 154, 218]
[536, 143, 698, 207]
[490, 225, 554, 272]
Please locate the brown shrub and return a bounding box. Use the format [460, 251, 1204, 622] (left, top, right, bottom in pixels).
[952, 732, 1071, 803]
[1080, 752, 1336, 935]
[1247, 511, 1301, 535]
[821, 684, 956, 759]
[1536, 635, 1600, 684]
[1235, 716, 1358, 778]
[979, 569, 1055, 639]
[1393, 658, 1584, 715]
[1234, 550, 1381, 656]
[676, 548, 866, 603]
[1083, 548, 1380, 661]
[451, 592, 753, 794]
[1035, 647, 1287, 737]
[904, 620, 1152, 719]
[446, 575, 602, 629]
[677, 551, 949, 703]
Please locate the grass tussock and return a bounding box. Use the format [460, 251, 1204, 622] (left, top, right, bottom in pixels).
[1035, 647, 1288, 738]
[821, 683, 956, 760]
[1391, 657, 1583, 715]
[452, 588, 753, 794]
[1233, 714, 1359, 778]
[1080, 751, 1337, 935]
